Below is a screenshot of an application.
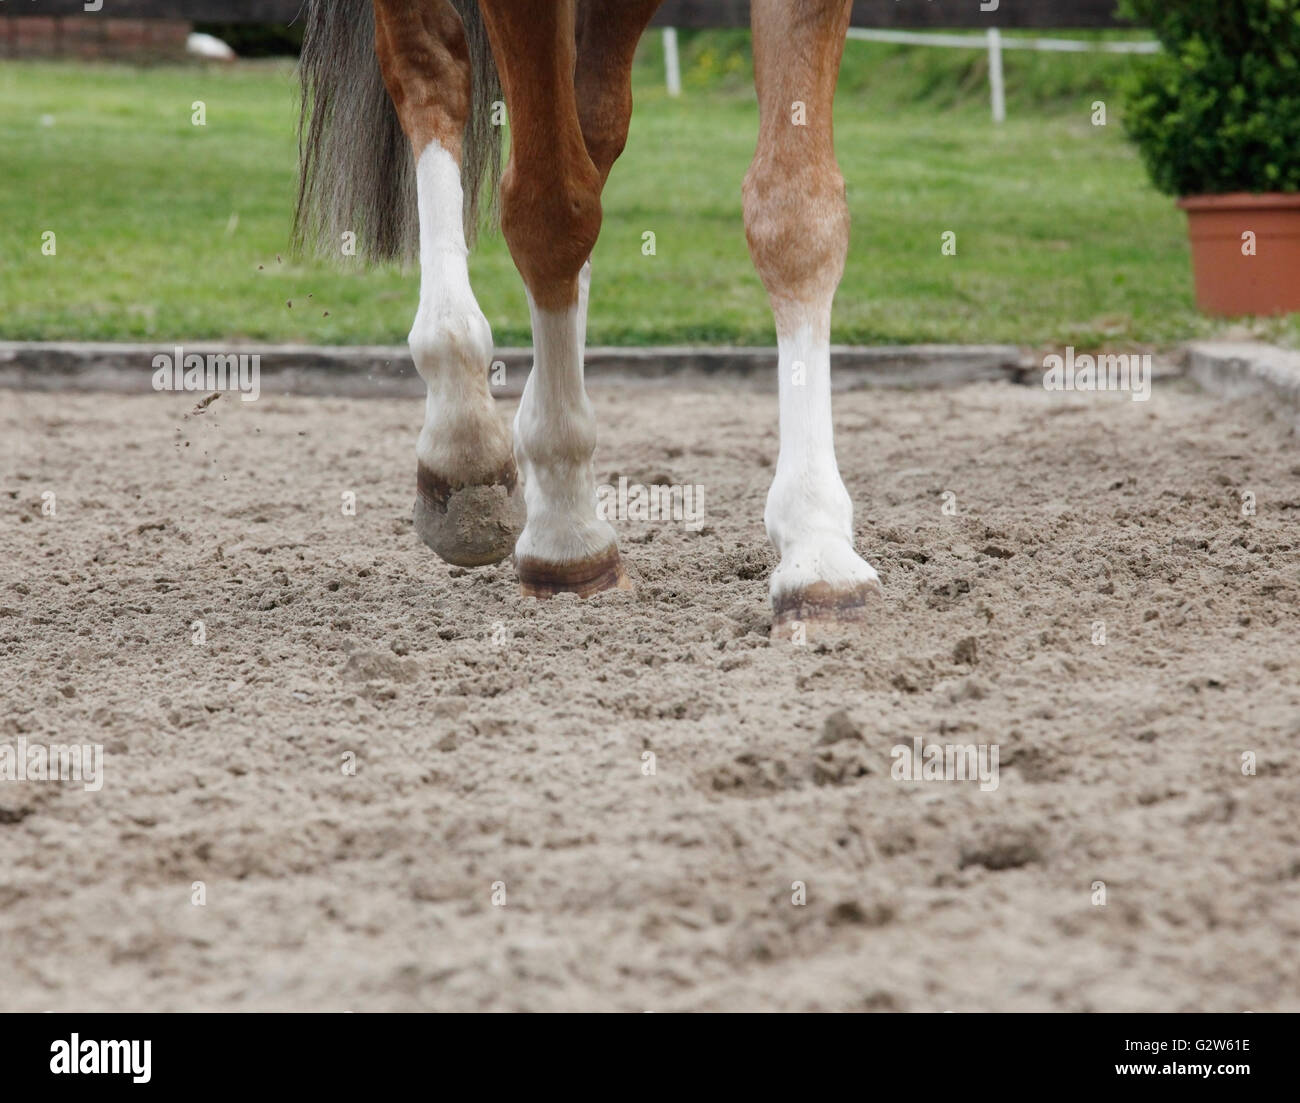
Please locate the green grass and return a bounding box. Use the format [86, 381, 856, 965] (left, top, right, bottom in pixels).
[2, 34, 1296, 348]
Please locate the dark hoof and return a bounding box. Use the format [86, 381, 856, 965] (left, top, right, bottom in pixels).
[516, 544, 633, 599]
[770, 579, 882, 642]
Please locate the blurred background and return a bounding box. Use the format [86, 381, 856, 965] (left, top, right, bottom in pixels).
[3, 1, 1297, 350]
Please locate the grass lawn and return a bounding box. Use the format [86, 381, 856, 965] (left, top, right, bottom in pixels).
[2, 33, 1296, 348]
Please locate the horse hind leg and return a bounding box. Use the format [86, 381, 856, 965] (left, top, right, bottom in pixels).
[745, 0, 881, 639]
[374, 0, 523, 567]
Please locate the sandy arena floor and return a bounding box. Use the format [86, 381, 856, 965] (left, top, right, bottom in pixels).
[2, 377, 1298, 1012]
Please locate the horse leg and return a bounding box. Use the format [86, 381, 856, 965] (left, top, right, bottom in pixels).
[479, 0, 630, 598]
[574, 1, 663, 186]
[374, 0, 522, 567]
[745, 0, 881, 639]
[565, 0, 663, 368]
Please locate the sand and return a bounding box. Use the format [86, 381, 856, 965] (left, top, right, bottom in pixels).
[2, 376, 1298, 1012]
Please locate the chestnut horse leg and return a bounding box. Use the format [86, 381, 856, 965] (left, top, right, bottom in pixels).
[568, 1, 663, 371]
[478, 0, 647, 597]
[745, 0, 882, 638]
[374, 0, 523, 568]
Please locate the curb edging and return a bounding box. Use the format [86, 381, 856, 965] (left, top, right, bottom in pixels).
[1186, 341, 1300, 428]
[0, 341, 1025, 398]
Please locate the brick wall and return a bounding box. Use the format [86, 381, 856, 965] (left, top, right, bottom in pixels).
[1, 16, 192, 60]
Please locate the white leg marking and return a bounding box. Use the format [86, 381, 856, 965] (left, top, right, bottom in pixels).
[410, 140, 510, 484]
[512, 286, 617, 565]
[766, 317, 880, 602]
[576, 258, 592, 355]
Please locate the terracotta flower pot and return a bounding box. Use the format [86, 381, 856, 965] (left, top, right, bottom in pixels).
[1177, 193, 1300, 317]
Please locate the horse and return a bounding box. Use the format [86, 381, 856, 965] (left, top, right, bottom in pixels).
[295, 0, 880, 639]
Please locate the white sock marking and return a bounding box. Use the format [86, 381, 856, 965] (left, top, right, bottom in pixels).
[766, 320, 879, 597]
[409, 141, 508, 484]
[513, 280, 617, 565]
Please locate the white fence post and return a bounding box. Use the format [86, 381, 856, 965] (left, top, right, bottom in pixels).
[987, 28, 1006, 123]
[663, 27, 682, 97]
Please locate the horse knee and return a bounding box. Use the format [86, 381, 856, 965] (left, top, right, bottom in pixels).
[500, 156, 603, 309]
[742, 155, 849, 310]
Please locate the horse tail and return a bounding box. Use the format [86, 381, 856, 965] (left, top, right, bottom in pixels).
[293, 0, 501, 263]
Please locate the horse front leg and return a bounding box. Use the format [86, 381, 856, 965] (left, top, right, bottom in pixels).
[745, 0, 881, 640]
[479, 0, 634, 597]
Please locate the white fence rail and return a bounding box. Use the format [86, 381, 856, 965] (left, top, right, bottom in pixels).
[661, 27, 1161, 121]
[843, 28, 1160, 124]
[845, 28, 1160, 54]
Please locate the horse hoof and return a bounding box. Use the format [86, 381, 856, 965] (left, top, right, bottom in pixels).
[516, 544, 633, 598]
[413, 463, 525, 568]
[769, 579, 882, 643]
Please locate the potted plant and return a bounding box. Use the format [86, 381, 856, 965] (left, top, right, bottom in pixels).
[1120, 0, 1300, 317]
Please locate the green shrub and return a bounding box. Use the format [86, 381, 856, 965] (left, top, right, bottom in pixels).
[1120, 0, 1300, 196]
